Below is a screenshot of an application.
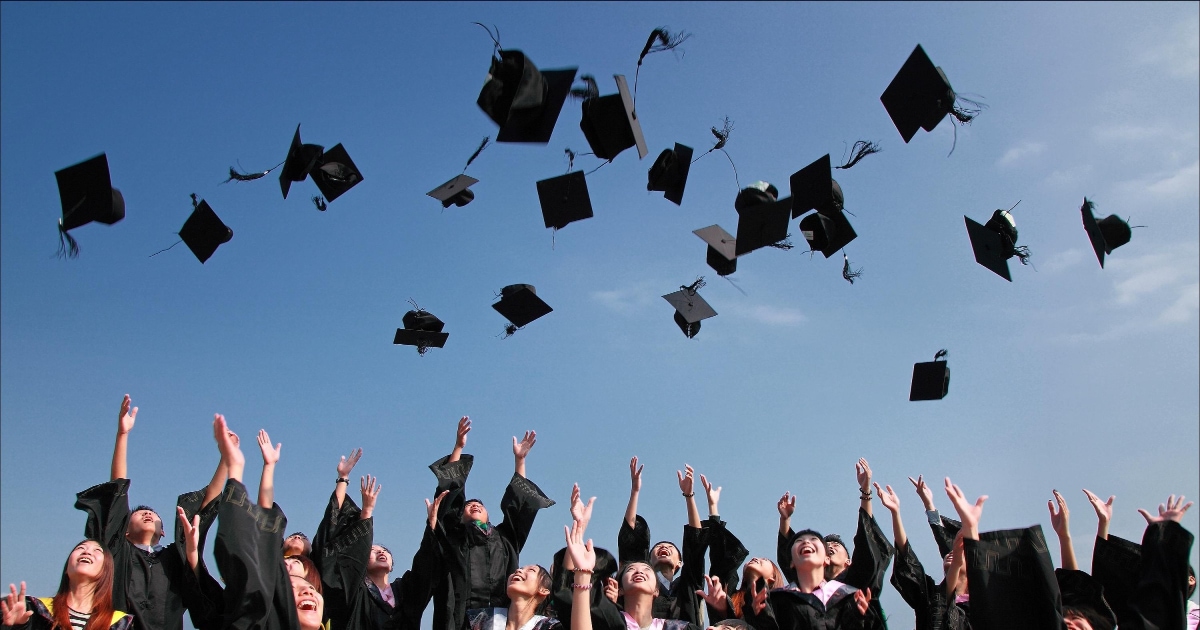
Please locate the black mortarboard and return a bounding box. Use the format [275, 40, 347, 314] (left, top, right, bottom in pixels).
[54, 153, 125, 257]
[663, 284, 716, 339]
[492, 284, 553, 329]
[881, 44, 962, 143]
[693, 225, 737, 276]
[965, 209, 1030, 281]
[279, 125, 324, 199]
[579, 75, 649, 162]
[799, 207, 857, 258]
[790, 154, 844, 219]
[733, 182, 792, 256]
[477, 50, 578, 144]
[910, 350, 950, 401]
[647, 143, 694, 205]
[309, 144, 362, 204]
[428, 175, 479, 208]
[536, 171, 593, 230]
[394, 309, 449, 354]
[179, 199, 233, 264]
[1081, 198, 1132, 268]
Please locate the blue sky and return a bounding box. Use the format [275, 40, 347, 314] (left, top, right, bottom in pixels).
[2, 2, 1197, 627]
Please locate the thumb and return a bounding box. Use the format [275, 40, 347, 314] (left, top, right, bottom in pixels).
[1138, 508, 1153, 523]
[975, 496, 989, 508]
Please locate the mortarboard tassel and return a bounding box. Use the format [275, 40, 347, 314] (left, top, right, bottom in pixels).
[633, 27, 691, 106]
[934, 349, 949, 361]
[312, 196, 328, 212]
[681, 276, 706, 297]
[149, 194, 198, 258]
[463, 137, 491, 172]
[56, 219, 81, 259]
[692, 117, 741, 191]
[835, 141, 882, 170]
[223, 159, 285, 184]
[946, 95, 986, 157]
[768, 236, 794, 251]
[569, 75, 599, 101]
[472, 22, 502, 53]
[842, 253, 863, 284]
[501, 323, 519, 339]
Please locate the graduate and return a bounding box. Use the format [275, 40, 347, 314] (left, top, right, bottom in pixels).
[72, 395, 225, 630]
[209, 414, 325, 630]
[427, 417, 555, 630]
[694, 478, 784, 623]
[1, 541, 134, 630]
[616, 458, 709, 624]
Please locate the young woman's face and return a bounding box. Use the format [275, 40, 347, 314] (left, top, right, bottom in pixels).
[291, 576, 324, 630]
[368, 545, 393, 573]
[506, 565, 548, 599]
[742, 557, 774, 585]
[790, 535, 829, 571]
[620, 562, 658, 597]
[67, 541, 105, 583]
[284, 557, 305, 579]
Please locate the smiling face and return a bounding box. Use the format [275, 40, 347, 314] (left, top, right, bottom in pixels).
[620, 562, 659, 597]
[742, 557, 777, 587]
[790, 534, 829, 572]
[292, 576, 325, 630]
[1062, 609, 1095, 630]
[650, 542, 680, 572]
[67, 541, 106, 583]
[368, 545, 393, 574]
[824, 539, 850, 573]
[126, 508, 162, 544]
[283, 534, 310, 558]
[506, 565, 550, 600]
[462, 500, 489, 524]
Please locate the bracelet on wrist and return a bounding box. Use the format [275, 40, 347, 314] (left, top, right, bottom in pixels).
[573, 568, 594, 574]
[682, 492, 695, 498]
[336, 477, 350, 484]
[572, 583, 593, 590]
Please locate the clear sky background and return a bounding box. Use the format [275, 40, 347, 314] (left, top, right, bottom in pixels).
[2, 2, 1197, 628]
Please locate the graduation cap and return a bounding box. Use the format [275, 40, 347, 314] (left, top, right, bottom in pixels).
[734, 182, 793, 256]
[428, 175, 479, 208]
[663, 279, 716, 339]
[394, 307, 448, 355]
[492, 284, 553, 336]
[579, 75, 649, 162]
[309, 144, 362, 204]
[477, 48, 578, 144]
[1080, 198, 1132, 268]
[910, 349, 950, 401]
[279, 125, 324, 200]
[693, 225, 737, 276]
[799, 207, 857, 258]
[647, 143, 693, 205]
[880, 44, 980, 144]
[965, 207, 1032, 281]
[790, 154, 843, 219]
[178, 198, 234, 264]
[54, 153, 125, 258]
[536, 171, 593, 230]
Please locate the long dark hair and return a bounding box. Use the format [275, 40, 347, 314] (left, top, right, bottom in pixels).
[51, 540, 116, 630]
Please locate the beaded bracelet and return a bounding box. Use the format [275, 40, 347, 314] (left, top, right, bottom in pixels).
[572, 583, 593, 590]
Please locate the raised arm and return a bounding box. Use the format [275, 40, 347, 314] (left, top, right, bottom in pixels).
[564, 494, 597, 630]
[944, 477, 985, 541]
[201, 430, 235, 509]
[334, 448, 362, 510]
[449, 416, 469, 463]
[678, 464, 701, 528]
[214, 414, 245, 483]
[177, 507, 202, 574]
[701, 474, 721, 519]
[876, 482, 906, 550]
[2, 583, 34, 628]
[513, 430, 536, 478]
[776, 492, 797, 584]
[777, 492, 795, 536]
[856, 458, 873, 517]
[625, 456, 643, 529]
[359, 475, 380, 520]
[1083, 488, 1114, 540]
[1048, 489, 1077, 570]
[256, 429, 282, 509]
[110, 394, 138, 481]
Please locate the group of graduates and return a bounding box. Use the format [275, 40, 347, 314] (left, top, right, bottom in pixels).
[2, 396, 1197, 630]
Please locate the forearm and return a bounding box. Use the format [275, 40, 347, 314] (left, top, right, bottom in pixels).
[778, 514, 790, 537]
[890, 511, 907, 551]
[685, 494, 701, 529]
[624, 490, 639, 528]
[571, 581, 592, 630]
[258, 464, 275, 509]
[449, 444, 463, 464]
[515, 455, 526, 478]
[707, 497, 719, 519]
[202, 462, 227, 508]
[1058, 532, 1078, 570]
[1096, 519, 1109, 540]
[334, 479, 349, 509]
[111, 432, 129, 481]
[860, 488, 873, 517]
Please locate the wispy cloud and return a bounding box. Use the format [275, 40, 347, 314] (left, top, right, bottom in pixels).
[996, 141, 1045, 167]
[1134, 17, 1200, 79]
[1112, 160, 1200, 203]
[1043, 164, 1093, 189]
[1159, 283, 1199, 324]
[1041, 248, 1085, 274]
[1091, 123, 1172, 143]
[723, 302, 807, 327]
[590, 283, 659, 315]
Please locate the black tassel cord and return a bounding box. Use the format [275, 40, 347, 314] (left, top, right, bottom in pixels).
[691, 117, 741, 191]
[312, 196, 327, 212]
[835, 141, 882, 170]
[472, 22, 502, 53]
[569, 75, 599, 101]
[768, 237, 794, 251]
[149, 194, 201, 258]
[682, 276, 706, 299]
[463, 137, 490, 172]
[842, 253, 863, 284]
[946, 94, 986, 157]
[223, 159, 285, 184]
[934, 349, 949, 361]
[633, 27, 691, 107]
[55, 196, 85, 258]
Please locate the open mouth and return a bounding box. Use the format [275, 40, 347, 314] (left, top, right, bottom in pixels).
[509, 574, 524, 583]
[78, 556, 94, 565]
[298, 599, 318, 612]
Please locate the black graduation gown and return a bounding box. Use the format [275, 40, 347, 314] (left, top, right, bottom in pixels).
[4, 597, 136, 630]
[213, 479, 300, 630]
[777, 510, 895, 594]
[616, 514, 710, 624]
[743, 585, 885, 630]
[930, 517, 961, 560]
[698, 516, 751, 623]
[75, 478, 219, 630]
[428, 454, 555, 630]
[312, 490, 443, 630]
[888, 541, 968, 630]
[585, 594, 702, 630]
[1091, 521, 1193, 630]
[961, 526, 1061, 630]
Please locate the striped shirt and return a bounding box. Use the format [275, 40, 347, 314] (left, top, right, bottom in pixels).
[68, 607, 90, 630]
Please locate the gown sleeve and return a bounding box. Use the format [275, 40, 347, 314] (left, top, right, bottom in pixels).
[704, 517, 749, 592]
[777, 528, 796, 586]
[1090, 533, 1142, 628]
[930, 516, 961, 560]
[176, 486, 225, 630]
[494, 473, 556, 554]
[672, 524, 710, 625]
[75, 479, 134, 614]
[428, 454, 474, 529]
[618, 515, 653, 566]
[314, 495, 373, 628]
[391, 524, 447, 630]
[839, 508, 895, 594]
[213, 479, 298, 630]
[888, 541, 933, 620]
[962, 525, 1062, 630]
[1121, 520, 1194, 630]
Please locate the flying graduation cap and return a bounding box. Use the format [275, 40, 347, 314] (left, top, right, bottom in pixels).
[492, 284, 553, 337]
[475, 25, 579, 144]
[965, 205, 1032, 282]
[663, 278, 716, 339]
[270, 125, 362, 207]
[693, 225, 737, 276]
[536, 170, 593, 230]
[579, 75, 649, 162]
[910, 349, 950, 401]
[54, 153, 125, 258]
[881, 44, 982, 147]
[428, 137, 491, 209]
[733, 182, 793, 256]
[180, 197, 234, 264]
[279, 124, 325, 200]
[647, 143, 694, 205]
[1080, 198, 1133, 268]
[309, 144, 363, 204]
[394, 305, 449, 355]
[791, 154, 860, 258]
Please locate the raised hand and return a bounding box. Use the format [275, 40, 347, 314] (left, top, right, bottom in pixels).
[876, 483, 900, 513]
[909, 475, 936, 510]
[853, 588, 872, 616]
[748, 576, 768, 615]
[695, 575, 728, 613]
[677, 464, 696, 495]
[701, 474, 722, 513]
[564, 518, 596, 573]
[1048, 490, 1070, 537]
[603, 577, 619, 603]
[1138, 495, 1193, 524]
[512, 430, 537, 459]
[856, 458, 872, 492]
[360, 475, 381, 519]
[213, 414, 244, 480]
[177, 507, 201, 570]
[257, 429, 281, 466]
[570, 483, 596, 529]
[337, 448, 363, 478]
[944, 477, 986, 538]
[1082, 489, 1114, 523]
[455, 416, 471, 450]
[425, 490, 449, 529]
[118, 394, 138, 435]
[777, 492, 796, 519]
[1, 582, 32, 626]
[630, 456, 644, 492]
